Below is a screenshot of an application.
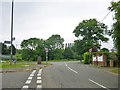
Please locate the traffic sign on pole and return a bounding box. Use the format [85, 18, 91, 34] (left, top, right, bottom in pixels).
[89, 48, 92, 52]
[4, 41, 11, 44]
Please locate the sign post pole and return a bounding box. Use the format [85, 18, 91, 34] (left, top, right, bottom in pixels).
[45, 48, 48, 64]
[89, 48, 92, 64]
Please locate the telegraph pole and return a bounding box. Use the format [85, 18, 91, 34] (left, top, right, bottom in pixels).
[10, 0, 14, 65]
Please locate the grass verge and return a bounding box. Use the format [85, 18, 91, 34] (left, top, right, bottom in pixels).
[107, 68, 120, 74]
[0, 61, 52, 69]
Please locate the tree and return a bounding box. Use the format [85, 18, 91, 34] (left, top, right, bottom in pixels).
[63, 48, 73, 59]
[15, 53, 22, 61]
[108, 1, 120, 60]
[21, 38, 40, 50]
[52, 49, 64, 60]
[73, 19, 109, 53]
[46, 34, 64, 49]
[2, 43, 10, 55]
[21, 38, 45, 61]
[101, 48, 109, 52]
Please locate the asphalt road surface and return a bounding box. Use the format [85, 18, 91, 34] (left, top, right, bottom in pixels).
[2, 61, 119, 89]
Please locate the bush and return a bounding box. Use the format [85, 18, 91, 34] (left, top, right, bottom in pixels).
[83, 52, 89, 64]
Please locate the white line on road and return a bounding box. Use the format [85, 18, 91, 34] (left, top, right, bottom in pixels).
[37, 77, 42, 80]
[68, 67, 78, 74]
[37, 85, 42, 88]
[30, 73, 34, 77]
[37, 80, 42, 84]
[31, 70, 36, 74]
[37, 74, 41, 76]
[25, 80, 31, 84]
[89, 79, 109, 90]
[65, 63, 78, 74]
[28, 76, 33, 80]
[22, 85, 29, 88]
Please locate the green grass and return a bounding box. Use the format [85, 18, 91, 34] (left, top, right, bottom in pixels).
[107, 68, 120, 74]
[0, 60, 52, 69]
[0, 63, 36, 69]
[0, 59, 78, 69]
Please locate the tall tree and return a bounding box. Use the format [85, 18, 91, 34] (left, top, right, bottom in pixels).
[73, 19, 109, 53]
[73, 19, 109, 46]
[47, 34, 64, 49]
[21, 38, 46, 61]
[108, 1, 120, 60]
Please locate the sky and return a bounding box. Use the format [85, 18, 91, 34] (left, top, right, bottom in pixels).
[0, 0, 118, 50]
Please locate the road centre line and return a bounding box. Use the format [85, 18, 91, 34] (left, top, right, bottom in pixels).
[89, 79, 109, 90]
[65, 63, 78, 74]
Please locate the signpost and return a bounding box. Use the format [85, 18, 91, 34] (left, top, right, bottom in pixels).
[4, 41, 11, 44]
[89, 48, 92, 64]
[45, 48, 48, 64]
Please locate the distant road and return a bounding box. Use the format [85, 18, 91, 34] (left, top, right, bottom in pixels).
[2, 61, 118, 89]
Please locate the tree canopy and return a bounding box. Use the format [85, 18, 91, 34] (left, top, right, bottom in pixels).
[73, 19, 109, 57]
[108, 1, 120, 58]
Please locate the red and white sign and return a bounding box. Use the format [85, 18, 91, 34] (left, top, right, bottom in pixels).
[45, 48, 49, 53]
[89, 48, 92, 52]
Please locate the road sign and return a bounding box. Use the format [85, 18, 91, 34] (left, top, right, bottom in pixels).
[4, 41, 11, 44]
[89, 48, 92, 52]
[45, 48, 48, 53]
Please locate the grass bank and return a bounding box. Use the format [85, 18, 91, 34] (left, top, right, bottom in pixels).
[0, 60, 52, 69]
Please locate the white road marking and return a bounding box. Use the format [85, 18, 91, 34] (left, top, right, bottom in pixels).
[89, 79, 109, 90]
[68, 67, 78, 74]
[38, 69, 42, 74]
[25, 80, 31, 84]
[37, 74, 41, 76]
[65, 63, 78, 74]
[22, 85, 29, 88]
[30, 73, 34, 77]
[65, 63, 67, 66]
[37, 77, 41, 80]
[31, 70, 36, 74]
[37, 80, 42, 84]
[28, 76, 33, 80]
[37, 85, 42, 88]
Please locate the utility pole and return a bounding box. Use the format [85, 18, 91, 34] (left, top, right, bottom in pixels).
[10, 0, 14, 65]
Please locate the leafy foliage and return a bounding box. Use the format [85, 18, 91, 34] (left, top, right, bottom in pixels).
[100, 48, 109, 52]
[73, 19, 109, 59]
[108, 1, 120, 59]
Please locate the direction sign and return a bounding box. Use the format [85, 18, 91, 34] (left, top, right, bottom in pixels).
[4, 41, 11, 44]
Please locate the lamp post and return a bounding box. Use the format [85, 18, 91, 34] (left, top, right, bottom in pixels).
[10, 0, 14, 65]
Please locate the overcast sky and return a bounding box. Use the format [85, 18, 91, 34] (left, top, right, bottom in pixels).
[1, 0, 118, 50]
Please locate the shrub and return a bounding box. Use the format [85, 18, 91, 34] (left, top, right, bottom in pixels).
[83, 52, 89, 64]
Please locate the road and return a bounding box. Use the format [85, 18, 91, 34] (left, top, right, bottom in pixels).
[2, 61, 119, 89]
